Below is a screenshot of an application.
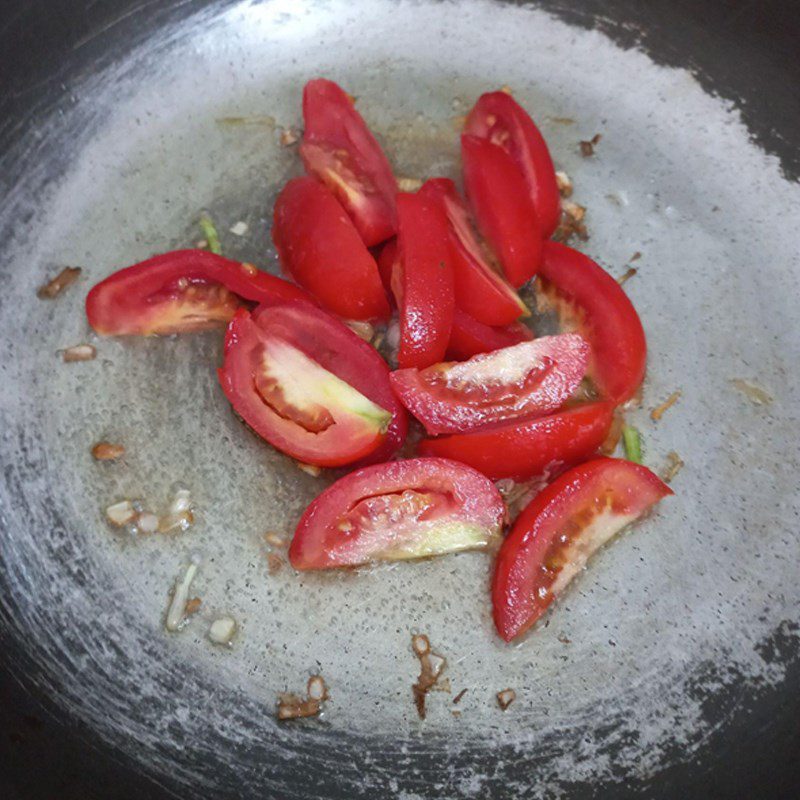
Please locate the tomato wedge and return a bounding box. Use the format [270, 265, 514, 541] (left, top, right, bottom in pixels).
[419, 402, 614, 481]
[392, 192, 455, 369]
[376, 237, 398, 301]
[272, 177, 390, 322]
[289, 457, 505, 570]
[539, 242, 646, 403]
[390, 334, 589, 435]
[418, 178, 527, 326]
[218, 302, 406, 467]
[461, 134, 542, 287]
[464, 91, 561, 239]
[492, 457, 672, 641]
[300, 78, 398, 247]
[447, 308, 533, 360]
[86, 249, 312, 336]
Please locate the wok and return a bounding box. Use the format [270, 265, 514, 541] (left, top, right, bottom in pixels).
[1, 1, 799, 797]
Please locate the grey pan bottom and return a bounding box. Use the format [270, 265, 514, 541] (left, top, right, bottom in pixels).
[1, 1, 799, 798]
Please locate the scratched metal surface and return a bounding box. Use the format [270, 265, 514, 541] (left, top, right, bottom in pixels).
[1, 1, 799, 798]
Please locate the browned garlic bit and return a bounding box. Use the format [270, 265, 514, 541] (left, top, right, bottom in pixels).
[62, 344, 96, 362]
[629, 251, 642, 262]
[650, 390, 682, 421]
[279, 127, 300, 146]
[345, 320, 375, 342]
[660, 451, 685, 484]
[555, 170, 573, 198]
[277, 675, 329, 721]
[600, 412, 624, 456]
[730, 378, 773, 406]
[105, 500, 136, 527]
[496, 688, 516, 710]
[136, 511, 159, 534]
[548, 116, 575, 126]
[452, 688, 468, 705]
[617, 267, 638, 286]
[264, 531, 287, 548]
[552, 199, 589, 244]
[184, 597, 202, 615]
[500, 85, 513, 95]
[164, 558, 201, 632]
[208, 616, 237, 646]
[37, 266, 81, 299]
[296, 461, 322, 477]
[91, 442, 125, 461]
[267, 552, 284, 575]
[579, 133, 601, 157]
[411, 633, 447, 720]
[397, 177, 424, 192]
[158, 488, 194, 533]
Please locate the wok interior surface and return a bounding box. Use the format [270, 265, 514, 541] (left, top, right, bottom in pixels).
[1, 1, 799, 797]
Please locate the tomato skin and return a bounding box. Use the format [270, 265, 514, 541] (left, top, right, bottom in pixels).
[461, 134, 542, 288]
[418, 178, 527, 326]
[419, 401, 614, 481]
[539, 241, 646, 403]
[272, 177, 390, 322]
[447, 308, 533, 360]
[289, 457, 505, 570]
[393, 192, 455, 369]
[376, 237, 398, 301]
[300, 78, 397, 247]
[390, 334, 590, 435]
[492, 457, 672, 641]
[218, 302, 405, 467]
[464, 92, 561, 238]
[86, 249, 312, 336]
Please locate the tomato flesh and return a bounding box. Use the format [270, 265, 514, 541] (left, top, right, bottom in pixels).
[390, 333, 589, 435]
[289, 458, 505, 569]
[419, 401, 614, 481]
[218, 303, 406, 467]
[446, 308, 533, 360]
[492, 457, 672, 641]
[272, 177, 390, 321]
[300, 78, 398, 247]
[86, 249, 312, 336]
[464, 91, 561, 239]
[393, 192, 455, 369]
[419, 178, 527, 326]
[461, 134, 542, 287]
[539, 241, 646, 403]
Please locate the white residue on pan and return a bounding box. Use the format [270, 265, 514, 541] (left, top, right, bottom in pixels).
[0, 0, 798, 797]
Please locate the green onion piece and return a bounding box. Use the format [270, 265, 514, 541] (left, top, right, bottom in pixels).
[198, 214, 222, 255]
[622, 424, 643, 464]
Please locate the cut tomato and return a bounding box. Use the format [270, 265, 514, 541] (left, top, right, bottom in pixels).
[419, 402, 614, 481]
[461, 134, 542, 287]
[390, 334, 589, 435]
[492, 457, 672, 641]
[300, 78, 397, 247]
[272, 177, 390, 322]
[447, 308, 533, 360]
[376, 237, 398, 300]
[418, 178, 527, 326]
[464, 91, 561, 239]
[289, 457, 505, 570]
[392, 192, 455, 369]
[86, 249, 312, 336]
[539, 242, 646, 403]
[218, 302, 406, 467]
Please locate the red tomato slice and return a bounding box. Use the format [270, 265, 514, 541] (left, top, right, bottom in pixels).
[418, 178, 528, 326]
[390, 333, 589, 435]
[539, 242, 646, 403]
[300, 78, 398, 247]
[447, 308, 533, 360]
[461, 134, 542, 287]
[492, 457, 672, 641]
[86, 249, 312, 336]
[418, 401, 614, 481]
[272, 177, 390, 322]
[464, 91, 561, 238]
[393, 192, 455, 369]
[376, 237, 397, 301]
[218, 302, 406, 467]
[289, 457, 505, 570]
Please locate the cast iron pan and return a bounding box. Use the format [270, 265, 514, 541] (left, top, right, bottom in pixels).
[1, 1, 799, 798]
